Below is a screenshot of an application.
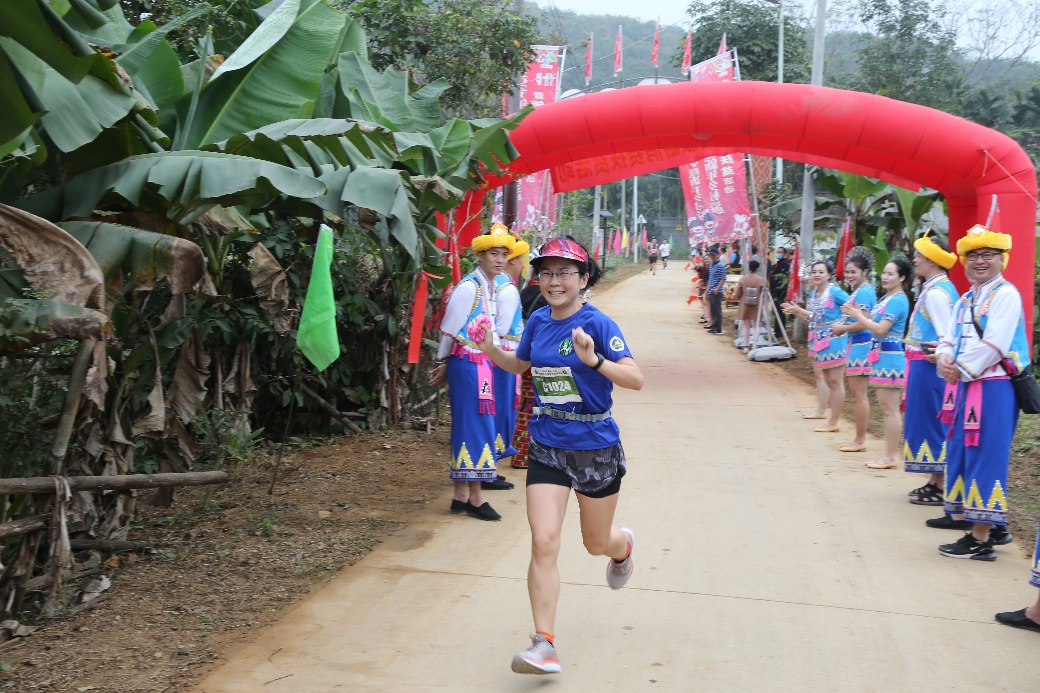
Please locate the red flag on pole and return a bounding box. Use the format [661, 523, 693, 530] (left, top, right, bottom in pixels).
[717, 33, 727, 55]
[836, 217, 853, 268]
[786, 245, 801, 301]
[986, 194, 1001, 232]
[613, 25, 623, 76]
[681, 30, 692, 76]
[584, 33, 593, 86]
[650, 22, 660, 68]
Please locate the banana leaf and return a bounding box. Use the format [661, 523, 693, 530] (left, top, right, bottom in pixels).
[0, 204, 105, 309]
[0, 298, 109, 353]
[0, 0, 98, 83]
[17, 151, 327, 224]
[208, 118, 396, 169]
[177, 0, 347, 148]
[58, 221, 205, 294]
[0, 36, 135, 153]
[336, 53, 445, 133]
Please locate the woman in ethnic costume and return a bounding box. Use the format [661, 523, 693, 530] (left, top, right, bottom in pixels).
[476, 238, 644, 676]
[430, 224, 515, 521]
[782, 259, 849, 433]
[903, 233, 959, 504]
[492, 236, 529, 469]
[831, 249, 876, 453]
[841, 256, 912, 469]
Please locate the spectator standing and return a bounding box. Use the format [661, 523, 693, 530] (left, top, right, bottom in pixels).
[430, 225, 515, 521]
[831, 249, 876, 453]
[705, 245, 726, 334]
[769, 247, 792, 340]
[902, 233, 958, 504]
[734, 259, 766, 350]
[928, 225, 1027, 560]
[841, 257, 912, 469]
[782, 260, 849, 431]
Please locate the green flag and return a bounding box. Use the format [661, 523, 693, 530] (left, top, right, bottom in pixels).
[669, 234, 674, 247]
[296, 226, 340, 371]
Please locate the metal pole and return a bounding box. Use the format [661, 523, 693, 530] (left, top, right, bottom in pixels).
[632, 176, 640, 262]
[620, 178, 626, 261]
[798, 0, 827, 280]
[592, 184, 603, 271]
[776, 0, 785, 184]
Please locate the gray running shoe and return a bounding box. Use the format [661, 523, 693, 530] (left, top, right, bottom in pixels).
[606, 527, 635, 589]
[510, 634, 561, 675]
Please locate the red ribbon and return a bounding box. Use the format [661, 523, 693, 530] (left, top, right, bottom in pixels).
[407, 271, 436, 364]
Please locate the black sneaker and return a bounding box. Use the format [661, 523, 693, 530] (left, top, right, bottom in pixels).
[926, 515, 972, 530]
[990, 525, 1013, 545]
[938, 533, 996, 561]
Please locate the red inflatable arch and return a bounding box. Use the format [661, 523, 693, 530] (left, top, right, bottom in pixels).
[467, 81, 1037, 336]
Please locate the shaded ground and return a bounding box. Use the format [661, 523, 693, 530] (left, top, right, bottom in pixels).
[0, 261, 649, 692]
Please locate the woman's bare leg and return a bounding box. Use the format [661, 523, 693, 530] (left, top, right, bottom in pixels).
[525, 484, 571, 634]
[823, 367, 846, 427]
[876, 388, 904, 462]
[847, 376, 869, 445]
[574, 492, 627, 560]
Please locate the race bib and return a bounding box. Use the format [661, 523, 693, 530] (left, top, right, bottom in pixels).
[531, 367, 584, 405]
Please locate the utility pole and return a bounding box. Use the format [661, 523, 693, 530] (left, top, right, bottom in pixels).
[502, 0, 525, 229]
[798, 0, 827, 278]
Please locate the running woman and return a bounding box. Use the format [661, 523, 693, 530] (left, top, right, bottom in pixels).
[476, 238, 645, 675]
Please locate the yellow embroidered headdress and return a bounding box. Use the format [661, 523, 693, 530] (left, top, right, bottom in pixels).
[470, 222, 516, 253]
[508, 233, 530, 260]
[955, 224, 1012, 269]
[913, 230, 957, 269]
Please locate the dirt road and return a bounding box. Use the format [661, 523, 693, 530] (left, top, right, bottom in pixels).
[195, 264, 1039, 692]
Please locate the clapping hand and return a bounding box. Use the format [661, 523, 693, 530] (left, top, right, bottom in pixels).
[571, 326, 596, 366]
[841, 303, 865, 322]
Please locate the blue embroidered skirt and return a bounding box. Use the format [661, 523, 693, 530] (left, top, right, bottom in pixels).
[447, 355, 498, 482]
[903, 358, 947, 473]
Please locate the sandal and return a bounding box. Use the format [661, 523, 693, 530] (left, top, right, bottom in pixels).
[866, 458, 899, 469]
[839, 443, 868, 452]
[814, 424, 840, 433]
[802, 412, 827, 420]
[908, 482, 944, 506]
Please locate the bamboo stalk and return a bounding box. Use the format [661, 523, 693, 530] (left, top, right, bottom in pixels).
[0, 471, 229, 495]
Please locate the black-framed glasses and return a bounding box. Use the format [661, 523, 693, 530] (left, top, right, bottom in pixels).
[965, 251, 1001, 262]
[537, 269, 581, 281]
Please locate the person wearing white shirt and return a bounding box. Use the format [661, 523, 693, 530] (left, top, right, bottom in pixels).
[929, 225, 1030, 561]
[659, 241, 670, 269]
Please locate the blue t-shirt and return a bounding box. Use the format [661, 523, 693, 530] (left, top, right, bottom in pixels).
[873, 292, 910, 337]
[516, 303, 634, 450]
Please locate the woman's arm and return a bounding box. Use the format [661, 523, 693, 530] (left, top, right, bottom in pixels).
[571, 326, 644, 390]
[841, 303, 893, 336]
[780, 301, 811, 325]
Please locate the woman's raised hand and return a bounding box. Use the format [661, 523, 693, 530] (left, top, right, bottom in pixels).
[841, 303, 865, 322]
[571, 326, 596, 365]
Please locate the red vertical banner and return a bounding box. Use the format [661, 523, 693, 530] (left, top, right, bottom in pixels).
[584, 33, 593, 86]
[651, 23, 660, 68]
[681, 30, 692, 76]
[516, 46, 563, 237]
[678, 51, 750, 246]
[837, 216, 853, 266]
[613, 25, 623, 76]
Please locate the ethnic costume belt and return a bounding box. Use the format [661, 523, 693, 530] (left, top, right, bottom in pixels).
[531, 406, 613, 423]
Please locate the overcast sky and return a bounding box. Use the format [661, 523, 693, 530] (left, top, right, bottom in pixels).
[535, 0, 1040, 60]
